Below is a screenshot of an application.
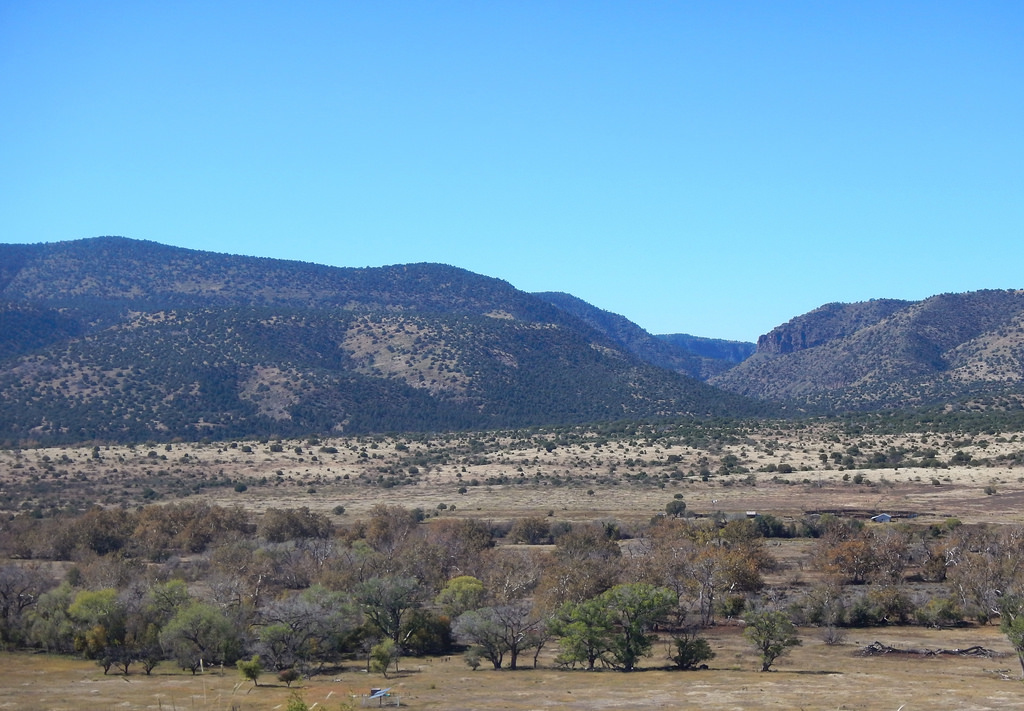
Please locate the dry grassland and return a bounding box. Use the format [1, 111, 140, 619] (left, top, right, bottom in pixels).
[2, 625, 1022, 711]
[3, 422, 1024, 709]
[2, 423, 1022, 527]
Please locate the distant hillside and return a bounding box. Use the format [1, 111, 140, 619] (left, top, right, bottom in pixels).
[712, 290, 1024, 411]
[656, 333, 755, 365]
[754, 299, 911, 355]
[0, 237, 764, 444]
[534, 292, 740, 379]
[0, 237, 568, 321]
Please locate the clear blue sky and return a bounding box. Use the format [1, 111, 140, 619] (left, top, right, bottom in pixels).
[2, 1, 1021, 341]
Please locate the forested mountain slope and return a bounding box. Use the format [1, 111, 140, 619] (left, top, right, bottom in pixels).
[534, 292, 742, 379]
[0, 237, 763, 444]
[712, 290, 1024, 411]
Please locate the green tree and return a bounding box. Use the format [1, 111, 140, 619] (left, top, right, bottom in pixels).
[159, 602, 238, 674]
[435, 575, 485, 619]
[665, 499, 687, 518]
[124, 579, 192, 675]
[599, 584, 676, 671]
[550, 597, 615, 670]
[237, 654, 262, 688]
[999, 594, 1024, 677]
[355, 576, 424, 645]
[369, 638, 400, 678]
[67, 588, 127, 672]
[743, 610, 801, 671]
[669, 630, 715, 670]
[400, 609, 454, 656]
[452, 608, 508, 670]
[256, 586, 357, 672]
[27, 581, 76, 654]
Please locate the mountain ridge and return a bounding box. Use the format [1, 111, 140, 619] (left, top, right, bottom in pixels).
[6, 236, 1024, 441]
[0, 236, 764, 444]
[533, 291, 744, 379]
[713, 289, 1024, 410]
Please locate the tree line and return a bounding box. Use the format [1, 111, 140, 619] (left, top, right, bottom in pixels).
[2, 502, 1024, 677]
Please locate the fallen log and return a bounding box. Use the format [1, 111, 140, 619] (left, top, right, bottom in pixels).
[859, 641, 1003, 658]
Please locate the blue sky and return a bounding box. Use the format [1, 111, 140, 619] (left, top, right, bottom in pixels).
[1, 1, 1021, 341]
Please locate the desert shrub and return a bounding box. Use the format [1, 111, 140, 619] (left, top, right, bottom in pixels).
[821, 625, 846, 645]
[915, 597, 963, 628]
[868, 586, 915, 625]
[847, 595, 878, 627]
[665, 499, 687, 518]
[716, 594, 746, 619]
[463, 647, 482, 670]
[278, 668, 301, 687]
[259, 507, 333, 542]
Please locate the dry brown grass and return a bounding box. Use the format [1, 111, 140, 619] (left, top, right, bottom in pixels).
[4, 424, 1024, 708]
[2, 624, 1022, 711]
[4, 424, 1023, 528]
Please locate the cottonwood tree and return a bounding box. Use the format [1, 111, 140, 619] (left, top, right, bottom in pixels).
[644, 518, 772, 627]
[537, 524, 621, 608]
[551, 583, 674, 672]
[207, 540, 282, 612]
[0, 564, 51, 648]
[453, 601, 543, 670]
[363, 505, 422, 573]
[421, 517, 494, 582]
[256, 585, 357, 671]
[481, 548, 543, 604]
[355, 576, 424, 645]
[871, 527, 912, 585]
[159, 602, 240, 674]
[815, 535, 877, 586]
[435, 575, 486, 619]
[599, 584, 676, 671]
[944, 525, 1024, 623]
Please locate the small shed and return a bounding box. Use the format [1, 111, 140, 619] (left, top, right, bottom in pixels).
[870, 513, 892, 523]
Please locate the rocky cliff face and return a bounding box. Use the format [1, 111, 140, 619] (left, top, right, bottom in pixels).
[716, 290, 1024, 411]
[756, 299, 910, 355]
